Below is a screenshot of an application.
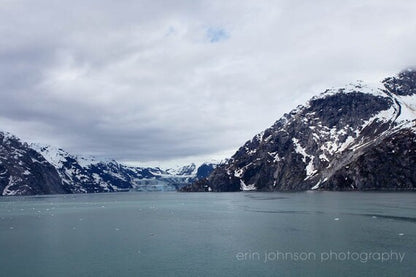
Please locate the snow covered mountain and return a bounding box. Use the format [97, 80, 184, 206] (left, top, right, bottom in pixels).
[181, 69, 416, 192]
[30, 144, 217, 193]
[0, 136, 217, 195]
[166, 162, 219, 179]
[166, 163, 198, 176]
[0, 133, 67, 195]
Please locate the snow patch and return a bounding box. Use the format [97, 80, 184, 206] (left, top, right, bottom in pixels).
[2, 176, 22, 196]
[234, 168, 243, 178]
[312, 81, 385, 101]
[311, 177, 327, 190]
[239, 180, 256, 191]
[292, 138, 315, 176]
[23, 170, 31, 176]
[30, 144, 100, 168]
[395, 94, 416, 122]
[338, 136, 355, 152]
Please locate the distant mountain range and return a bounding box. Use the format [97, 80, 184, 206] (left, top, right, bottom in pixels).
[0, 134, 216, 195]
[181, 69, 416, 192]
[3, 69, 416, 195]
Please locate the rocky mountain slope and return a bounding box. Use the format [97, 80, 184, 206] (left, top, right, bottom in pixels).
[0, 133, 68, 195]
[0, 136, 216, 195]
[182, 69, 416, 192]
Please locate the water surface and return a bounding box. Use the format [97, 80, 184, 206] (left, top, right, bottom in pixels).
[0, 192, 414, 276]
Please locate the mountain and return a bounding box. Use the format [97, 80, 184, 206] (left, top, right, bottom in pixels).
[0, 135, 217, 195]
[30, 145, 217, 193]
[0, 133, 67, 195]
[166, 163, 197, 176]
[181, 69, 416, 192]
[195, 162, 219, 179]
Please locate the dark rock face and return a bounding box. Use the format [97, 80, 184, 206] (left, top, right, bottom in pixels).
[383, 69, 416, 96]
[182, 70, 416, 192]
[321, 129, 416, 191]
[307, 92, 391, 128]
[0, 133, 67, 195]
[196, 163, 216, 179]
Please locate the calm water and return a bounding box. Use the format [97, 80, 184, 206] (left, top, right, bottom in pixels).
[0, 192, 414, 277]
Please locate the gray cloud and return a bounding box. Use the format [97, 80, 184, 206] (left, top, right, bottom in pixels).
[1, 0, 416, 165]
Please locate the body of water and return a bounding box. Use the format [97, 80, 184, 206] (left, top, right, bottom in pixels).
[0, 191, 414, 276]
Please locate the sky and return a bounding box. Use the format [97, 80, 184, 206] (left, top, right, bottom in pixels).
[1, 0, 416, 167]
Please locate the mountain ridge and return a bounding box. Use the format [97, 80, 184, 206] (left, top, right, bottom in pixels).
[0, 137, 216, 195]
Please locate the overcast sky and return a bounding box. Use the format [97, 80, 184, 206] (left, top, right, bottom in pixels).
[1, 0, 416, 167]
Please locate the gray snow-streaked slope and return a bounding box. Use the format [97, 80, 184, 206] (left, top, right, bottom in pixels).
[182, 69, 416, 192]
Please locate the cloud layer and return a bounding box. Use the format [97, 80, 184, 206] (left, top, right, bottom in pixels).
[1, 0, 416, 164]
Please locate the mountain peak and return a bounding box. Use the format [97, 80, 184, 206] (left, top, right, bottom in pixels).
[383, 68, 416, 96]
